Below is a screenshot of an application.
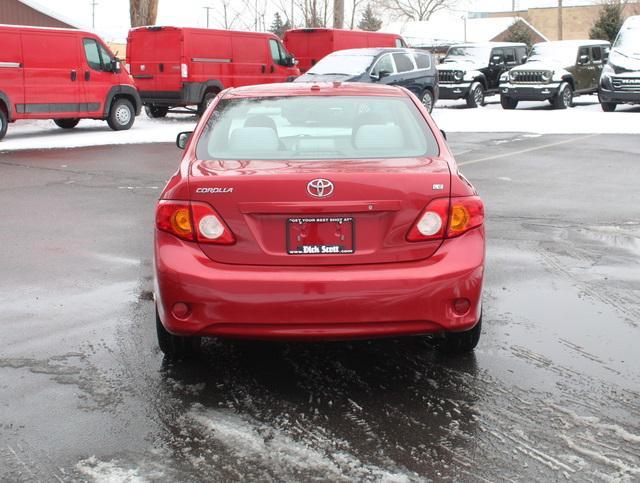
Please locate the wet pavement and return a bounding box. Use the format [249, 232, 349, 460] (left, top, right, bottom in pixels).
[0, 133, 639, 481]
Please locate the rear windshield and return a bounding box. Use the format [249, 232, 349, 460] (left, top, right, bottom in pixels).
[195, 95, 439, 161]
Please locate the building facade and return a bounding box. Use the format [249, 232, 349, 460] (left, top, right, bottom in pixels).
[0, 0, 75, 29]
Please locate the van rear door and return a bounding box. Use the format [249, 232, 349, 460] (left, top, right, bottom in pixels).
[128, 28, 183, 94]
[21, 30, 83, 118]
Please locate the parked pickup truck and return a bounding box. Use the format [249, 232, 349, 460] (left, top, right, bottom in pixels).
[599, 16, 640, 111]
[500, 40, 610, 109]
[437, 42, 528, 108]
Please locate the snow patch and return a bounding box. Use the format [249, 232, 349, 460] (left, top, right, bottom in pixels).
[76, 456, 149, 482]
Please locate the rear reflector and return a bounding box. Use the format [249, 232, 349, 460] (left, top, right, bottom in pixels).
[407, 196, 484, 242]
[156, 200, 235, 245]
[181, 63, 188, 78]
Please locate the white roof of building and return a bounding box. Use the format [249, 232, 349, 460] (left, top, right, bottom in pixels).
[384, 16, 547, 47]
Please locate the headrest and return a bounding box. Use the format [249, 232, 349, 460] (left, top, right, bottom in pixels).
[354, 124, 404, 150]
[229, 127, 279, 152]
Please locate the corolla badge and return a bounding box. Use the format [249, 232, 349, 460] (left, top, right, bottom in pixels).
[307, 179, 334, 198]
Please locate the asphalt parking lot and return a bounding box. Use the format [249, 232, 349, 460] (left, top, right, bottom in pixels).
[1, 131, 639, 481]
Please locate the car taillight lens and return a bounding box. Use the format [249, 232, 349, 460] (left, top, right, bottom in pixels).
[156, 201, 235, 245]
[407, 196, 484, 242]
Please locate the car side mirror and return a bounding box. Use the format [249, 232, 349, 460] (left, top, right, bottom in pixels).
[176, 131, 193, 150]
[521, 55, 528, 62]
[285, 56, 297, 67]
[108, 60, 121, 73]
[579, 54, 589, 65]
[378, 70, 391, 79]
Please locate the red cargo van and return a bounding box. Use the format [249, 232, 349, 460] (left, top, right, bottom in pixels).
[126, 27, 301, 117]
[0, 24, 140, 140]
[283, 28, 407, 73]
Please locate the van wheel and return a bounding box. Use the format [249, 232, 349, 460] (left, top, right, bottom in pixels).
[500, 96, 518, 110]
[441, 316, 482, 353]
[420, 89, 434, 113]
[156, 306, 201, 360]
[466, 82, 485, 108]
[0, 109, 7, 141]
[107, 98, 135, 131]
[54, 118, 80, 129]
[600, 101, 617, 112]
[197, 91, 217, 117]
[553, 82, 573, 109]
[145, 106, 168, 118]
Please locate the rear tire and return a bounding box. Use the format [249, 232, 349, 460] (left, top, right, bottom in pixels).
[0, 109, 7, 141]
[466, 82, 485, 108]
[441, 316, 482, 353]
[197, 91, 218, 117]
[156, 306, 201, 360]
[420, 89, 434, 113]
[553, 82, 573, 110]
[54, 118, 80, 129]
[107, 98, 135, 131]
[145, 106, 168, 118]
[600, 101, 617, 112]
[500, 96, 518, 110]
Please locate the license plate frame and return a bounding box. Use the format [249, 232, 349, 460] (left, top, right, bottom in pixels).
[286, 216, 355, 255]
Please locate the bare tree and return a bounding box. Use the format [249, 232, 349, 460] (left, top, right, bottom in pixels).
[349, 0, 365, 28]
[334, 0, 345, 28]
[130, 0, 158, 27]
[378, 0, 457, 21]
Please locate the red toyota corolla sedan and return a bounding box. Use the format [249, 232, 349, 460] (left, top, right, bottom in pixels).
[154, 82, 484, 359]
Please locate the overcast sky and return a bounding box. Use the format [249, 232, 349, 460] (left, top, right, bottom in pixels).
[23, 0, 600, 42]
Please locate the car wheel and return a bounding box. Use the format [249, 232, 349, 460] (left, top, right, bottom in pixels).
[553, 82, 573, 109]
[500, 96, 518, 110]
[197, 91, 218, 117]
[107, 98, 135, 131]
[145, 106, 169, 118]
[466, 82, 485, 108]
[0, 109, 7, 141]
[54, 118, 80, 129]
[600, 101, 617, 112]
[420, 89, 434, 113]
[441, 316, 482, 353]
[156, 306, 201, 360]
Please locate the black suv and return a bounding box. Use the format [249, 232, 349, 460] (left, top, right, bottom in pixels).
[295, 48, 439, 112]
[599, 16, 640, 111]
[500, 40, 610, 109]
[437, 42, 528, 108]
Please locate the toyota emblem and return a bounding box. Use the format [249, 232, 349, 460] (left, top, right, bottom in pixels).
[307, 179, 334, 198]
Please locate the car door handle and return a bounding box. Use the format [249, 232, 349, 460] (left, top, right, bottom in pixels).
[261, 65, 266, 73]
[159, 63, 164, 73]
[70, 70, 77, 81]
[270, 65, 275, 73]
[85, 71, 90, 81]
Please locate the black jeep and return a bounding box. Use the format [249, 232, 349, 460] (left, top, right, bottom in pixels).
[500, 40, 610, 109]
[437, 42, 528, 108]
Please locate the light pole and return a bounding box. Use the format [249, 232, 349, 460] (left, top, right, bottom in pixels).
[204, 6, 213, 28]
[91, 0, 98, 29]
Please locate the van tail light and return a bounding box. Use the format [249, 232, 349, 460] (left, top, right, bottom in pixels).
[407, 196, 484, 242]
[181, 63, 188, 78]
[156, 201, 235, 245]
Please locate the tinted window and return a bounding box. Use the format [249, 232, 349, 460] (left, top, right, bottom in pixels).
[371, 54, 394, 76]
[395, 38, 405, 48]
[504, 48, 516, 64]
[269, 39, 286, 65]
[516, 47, 528, 63]
[196, 96, 439, 160]
[578, 46, 590, 63]
[392, 53, 414, 73]
[591, 46, 602, 62]
[490, 48, 504, 64]
[413, 52, 431, 69]
[83, 38, 102, 70]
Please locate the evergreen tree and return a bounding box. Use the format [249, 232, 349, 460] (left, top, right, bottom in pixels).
[270, 12, 287, 38]
[504, 20, 534, 49]
[358, 4, 383, 31]
[590, 1, 625, 42]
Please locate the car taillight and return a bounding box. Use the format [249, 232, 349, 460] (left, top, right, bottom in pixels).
[407, 196, 484, 242]
[181, 63, 188, 78]
[191, 202, 235, 245]
[156, 201, 235, 245]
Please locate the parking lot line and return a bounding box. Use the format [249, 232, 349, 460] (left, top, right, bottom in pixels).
[457, 134, 600, 166]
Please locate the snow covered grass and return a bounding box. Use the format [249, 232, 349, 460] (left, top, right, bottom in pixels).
[1, 94, 639, 153]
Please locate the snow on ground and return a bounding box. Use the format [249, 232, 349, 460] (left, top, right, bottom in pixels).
[0, 95, 639, 153]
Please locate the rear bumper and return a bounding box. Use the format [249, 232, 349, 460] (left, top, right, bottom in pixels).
[500, 82, 561, 101]
[154, 228, 485, 341]
[139, 82, 207, 107]
[599, 87, 640, 104]
[438, 83, 472, 100]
